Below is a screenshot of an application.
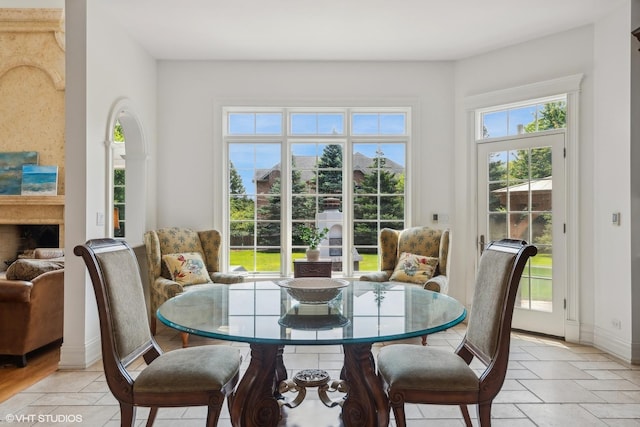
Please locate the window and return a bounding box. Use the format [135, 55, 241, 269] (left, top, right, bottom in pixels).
[478, 96, 566, 140]
[113, 121, 125, 237]
[225, 107, 408, 276]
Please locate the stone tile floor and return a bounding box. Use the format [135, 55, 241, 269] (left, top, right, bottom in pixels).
[1, 323, 640, 426]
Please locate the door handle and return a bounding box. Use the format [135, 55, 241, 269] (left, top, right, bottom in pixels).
[479, 235, 485, 255]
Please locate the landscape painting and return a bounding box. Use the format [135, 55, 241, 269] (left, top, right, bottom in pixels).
[0, 151, 39, 195]
[21, 165, 58, 196]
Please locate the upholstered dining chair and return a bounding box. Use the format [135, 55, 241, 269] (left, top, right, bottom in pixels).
[360, 226, 451, 294]
[74, 239, 241, 427]
[377, 239, 537, 427]
[144, 227, 244, 346]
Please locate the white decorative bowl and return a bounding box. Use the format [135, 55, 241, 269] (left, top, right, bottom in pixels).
[277, 278, 349, 304]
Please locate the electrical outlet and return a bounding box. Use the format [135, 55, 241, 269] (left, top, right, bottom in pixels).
[96, 212, 105, 226]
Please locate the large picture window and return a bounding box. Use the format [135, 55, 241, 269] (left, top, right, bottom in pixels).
[225, 107, 409, 277]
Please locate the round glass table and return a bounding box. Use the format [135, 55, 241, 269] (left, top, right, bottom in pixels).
[157, 280, 466, 427]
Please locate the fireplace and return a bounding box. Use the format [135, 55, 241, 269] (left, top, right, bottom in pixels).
[0, 195, 64, 271]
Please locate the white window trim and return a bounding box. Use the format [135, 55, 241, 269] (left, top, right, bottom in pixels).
[216, 100, 416, 278]
[464, 74, 583, 343]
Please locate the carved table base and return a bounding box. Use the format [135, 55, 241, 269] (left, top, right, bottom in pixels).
[230, 342, 389, 427]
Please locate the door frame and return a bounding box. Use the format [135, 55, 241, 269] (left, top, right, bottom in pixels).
[463, 74, 583, 342]
[477, 132, 566, 337]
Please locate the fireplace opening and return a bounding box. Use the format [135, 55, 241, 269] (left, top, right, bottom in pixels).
[19, 225, 60, 251]
[0, 224, 60, 270]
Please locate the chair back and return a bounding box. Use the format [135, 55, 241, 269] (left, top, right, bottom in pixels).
[144, 228, 223, 281]
[380, 226, 450, 277]
[74, 239, 157, 399]
[461, 239, 537, 394]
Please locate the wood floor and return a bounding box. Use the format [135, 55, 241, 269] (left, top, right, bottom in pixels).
[0, 343, 61, 403]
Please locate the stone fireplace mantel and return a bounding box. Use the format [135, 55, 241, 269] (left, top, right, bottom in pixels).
[0, 196, 65, 246]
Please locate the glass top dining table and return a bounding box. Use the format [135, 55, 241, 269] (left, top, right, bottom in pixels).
[157, 280, 466, 427]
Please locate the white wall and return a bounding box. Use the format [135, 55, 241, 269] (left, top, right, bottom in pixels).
[631, 0, 640, 361]
[155, 60, 455, 257]
[593, 1, 634, 361]
[62, 0, 639, 364]
[453, 7, 639, 362]
[454, 25, 597, 339]
[62, 0, 157, 368]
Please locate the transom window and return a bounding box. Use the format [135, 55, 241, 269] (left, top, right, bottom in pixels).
[225, 107, 409, 277]
[478, 95, 566, 140]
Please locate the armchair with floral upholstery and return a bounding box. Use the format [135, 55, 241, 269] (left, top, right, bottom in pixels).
[360, 226, 451, 294]
[144, 227, 244, 343]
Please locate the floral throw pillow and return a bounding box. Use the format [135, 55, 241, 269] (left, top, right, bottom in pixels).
[162, 252, 211, 286]
[390, 252, 439, 285]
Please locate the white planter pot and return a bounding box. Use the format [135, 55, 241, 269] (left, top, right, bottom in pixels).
[306, 248, 320, 261]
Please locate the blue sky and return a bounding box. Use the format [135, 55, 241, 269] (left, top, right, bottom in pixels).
[483, 105, 538, 138]
[228, 112, 406, 194]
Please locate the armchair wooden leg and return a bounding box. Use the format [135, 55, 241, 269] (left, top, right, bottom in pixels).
[181, 332, 190, 348]
[421, 335, 427, 346]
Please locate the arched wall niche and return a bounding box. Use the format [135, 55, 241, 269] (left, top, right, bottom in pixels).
[104, 97, 148, 245]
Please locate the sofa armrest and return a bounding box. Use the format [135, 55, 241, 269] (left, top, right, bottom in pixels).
[359, 271, 392, 282]
[424, 274, 448, 294]
[0, 280, 33, 303]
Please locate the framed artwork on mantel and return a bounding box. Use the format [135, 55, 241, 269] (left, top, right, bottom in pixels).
[0, 151, 39, 195]
[21, 165, 58, 196]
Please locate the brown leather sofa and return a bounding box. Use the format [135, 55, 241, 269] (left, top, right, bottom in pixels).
[0, 248, 64, 367]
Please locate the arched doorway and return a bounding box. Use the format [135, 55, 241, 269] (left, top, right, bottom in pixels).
[105, 98, 147, 245]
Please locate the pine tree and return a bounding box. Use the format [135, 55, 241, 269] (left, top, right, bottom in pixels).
[317, 144, 343, 195]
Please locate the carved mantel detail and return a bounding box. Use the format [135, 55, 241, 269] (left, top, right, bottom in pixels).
[0, 8, 65, 243]
[0, 9, 65, 89]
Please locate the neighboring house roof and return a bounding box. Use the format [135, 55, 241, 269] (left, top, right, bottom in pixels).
[254, 152, 404, 182]
[492, 177, 552, 193]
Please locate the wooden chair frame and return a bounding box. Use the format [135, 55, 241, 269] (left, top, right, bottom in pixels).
[74, 238, 239, 427]
[378, 239, 537, 427]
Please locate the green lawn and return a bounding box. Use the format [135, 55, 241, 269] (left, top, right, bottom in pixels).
[230, 250, 379, 272]
[230, 249, 553, 302]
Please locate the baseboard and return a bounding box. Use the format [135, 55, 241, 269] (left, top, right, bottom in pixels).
[58, 335, 101, 370]
[593, 325, 632, 364]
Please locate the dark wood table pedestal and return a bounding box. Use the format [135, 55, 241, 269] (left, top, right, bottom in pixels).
[229, 342, 389, 427]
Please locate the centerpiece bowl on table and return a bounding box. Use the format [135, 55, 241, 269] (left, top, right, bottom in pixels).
[276, 277, 349, 304]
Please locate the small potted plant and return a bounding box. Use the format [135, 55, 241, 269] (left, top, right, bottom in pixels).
[298, 224, 329, 261]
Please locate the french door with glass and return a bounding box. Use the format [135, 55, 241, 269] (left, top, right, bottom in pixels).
[477, 132, 566, 337]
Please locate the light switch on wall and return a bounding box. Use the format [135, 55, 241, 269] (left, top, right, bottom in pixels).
[612, 212, 621, 226]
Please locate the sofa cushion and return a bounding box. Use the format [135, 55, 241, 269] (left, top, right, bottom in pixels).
[390, 252, 438, 285]
[5, 258, 65, 281]
[162, 252, 211, 286]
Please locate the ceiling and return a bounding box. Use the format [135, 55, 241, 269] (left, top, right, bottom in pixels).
[104, 0, 623, 61]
